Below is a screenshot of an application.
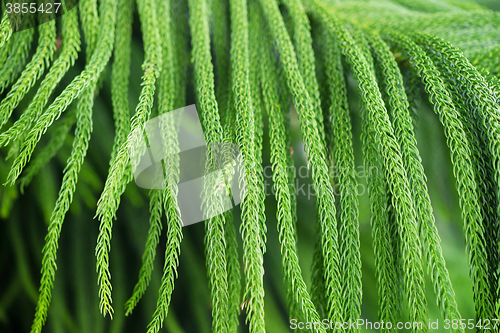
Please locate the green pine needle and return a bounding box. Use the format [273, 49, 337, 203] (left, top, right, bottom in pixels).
[258, 1, 323, 328]
[0, 18, 56, 130]
[0, 25, 34, 94]
[230, 0, 266, 331]
[389, 31, 493, 321]
[18, 108, 77, 192]
[188, 0, 233, 332]
[323, 27, 362, 326]
[31, 78, 95, 333]
[259, 0, 342, 322]
[0, 15, 12, 49]
[5, 0, 117, 186]
[0, 2, 80, 152]
[369, 32, 462, 326]
[311, 4, 428, 328]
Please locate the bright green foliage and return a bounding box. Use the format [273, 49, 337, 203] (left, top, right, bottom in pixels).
[5, 0, 116, 186]
[388, 33, 494, 321]
[248, 1, 266, 251]
[0, 19, 56, 130]
[323, 26, 362, 327]
[0, 15, 12, 49]
[79, 0, 100, 61]
[230, 0, 266, 331]
[257, 1, 323, 329]
[211, 1, 241, 330]
[1, 0, 500, 332]
[0, 33, 12, 69]
[415, 35, 500, 311]
[402, 64, 422, 123]
[144, 0, 185, 331]
[109, 0, 133, 162]
[27, 0, 111, 329]
[311, 4, 429, 330]
[0, 3, 80, 154]
[18, 108, 77, 192]
[0, 26, 34, 94]
[95, 0, 157, 318]
[122, 0, 165, 308]
[30, 69, 95, 333]
[189, 0, 234, 332]
[211, 0, 231, 125]
[282, 0, 325, 144]
[10, 15, 101, 329]
[369, 33, 462, 326]
[259, 0, 343, 324]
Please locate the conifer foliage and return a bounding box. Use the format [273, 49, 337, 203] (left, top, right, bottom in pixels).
[1, 0, 500, 332]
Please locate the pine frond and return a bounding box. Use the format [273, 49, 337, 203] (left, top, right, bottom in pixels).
[146, 118, 182, 333]
[282, 0, 325, 144]
[145, 1, 184, 329]
[188, 0, 224, 145]
[94, 0, 143, 318]
[228, 0, 267, 331]
[311, 4, 428, 327]
[3, 0, 500, 331]
[389, 31, 491, 321]
[277, 7, 339, 319]
[18, 108, 77, 192]
[0, 22, 34, 93]
[188, 0, 230, 331]
[0, 33, 12, 68]
[0, 9, 79, 154]
[369, 32, 462, 325]
[323, 25, 400, 327]
[30, 78, 95, 333]
[413, 32, 500, 316]
[79, 0, 100, 61]
[210, 1, 241, 330]
[274, 35, 303, 319]
[248, 0, 267, 257]
[109, 0, 133, 162]
[5, 0, 117, 186]
[224, 210, 241, 333]
[402, 64, 422, 124]
[211, 0, 231, 123]
[125, 189, 163, 314]
[146, 185, 183, 333]
[323, 25, 362, 326]
[0, 15, 12, 49]
[259, 0, 342, 322]
[1, 16, 56, 122]
[171, 0, 189, 111]
[309, 233, 326, 320]
[257, 1, 323, 329]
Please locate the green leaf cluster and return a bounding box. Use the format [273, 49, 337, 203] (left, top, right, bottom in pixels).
[1, 0, 500, 332]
